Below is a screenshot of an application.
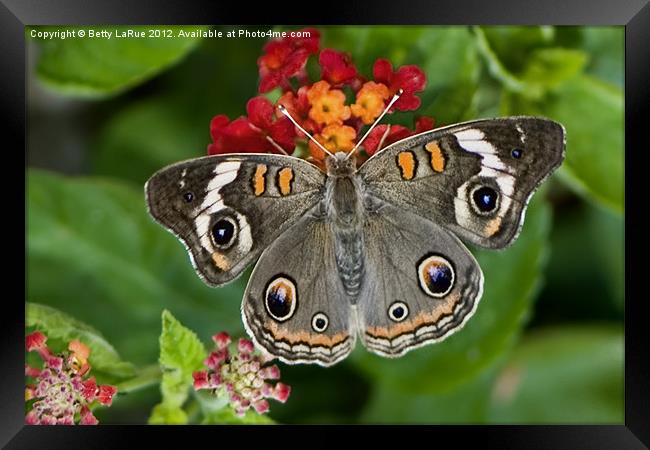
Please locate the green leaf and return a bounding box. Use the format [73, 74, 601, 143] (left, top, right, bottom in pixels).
[351, 196, 552, 395]
[543, 76, 623, 213]
[501, 74, 623, 212]
[488, 325, 623, 423]
[27, 169, 247, 365]
[148, 310, 207, 424]
[520, 48, 588, 90]
[201, 408, 275, 425]
[361, 367, 498, 423]
[26, 302, 135, 378]
[29, 26, 207, 98]
[475, 27, 587, 99]
[479, 26, 556, 73]
[159, 310, 207, 376]
[580, 27, 624, 87]
[148, 403, 188, 425]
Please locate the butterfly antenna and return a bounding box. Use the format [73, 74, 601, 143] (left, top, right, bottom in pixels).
[346, 88, 403, 160]
[277, 104, 335, 158]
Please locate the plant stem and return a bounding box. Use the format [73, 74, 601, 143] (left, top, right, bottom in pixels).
[115, 364, 162, 394]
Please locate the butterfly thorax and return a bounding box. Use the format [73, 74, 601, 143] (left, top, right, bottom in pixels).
[324, 152, 365, 299]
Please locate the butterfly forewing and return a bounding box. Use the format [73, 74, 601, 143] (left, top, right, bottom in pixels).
[359, 117, 565, 249]
[145, 153, 326, 286]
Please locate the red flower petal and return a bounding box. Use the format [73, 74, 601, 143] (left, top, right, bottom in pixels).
[372, 59, 427, 111]
[392, 65, 426, 111]
[394, 65, 427, 93]
[363, 124, 413, 155]
[97, 385, 117, 406]
[372, 58, 394, 85]
[247, 96, 275, 130]
[319, 49, 358, 86]
[415, 116, 435, 133]
[209, 115, 231, 142]
[395, 95, 421, 111]
[257, 28, 320, 93]
[269, 117, 296, 150]
[246, 96, 296, 152]
[292, 28, 321, 54]
[26, 331, 47, 352]
[208, 116, 274, 155]
[81, 377, 98, 401]
[282, 48, 310, 78]
[258, 71, 284, 94]
[25, 364, 41, 378]
[79, 405, 99, 425]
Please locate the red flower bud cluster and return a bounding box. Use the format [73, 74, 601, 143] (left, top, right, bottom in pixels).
[25, 331, 117, 425]
[208, 28, 434, 166]
[193, 332, 290, 417]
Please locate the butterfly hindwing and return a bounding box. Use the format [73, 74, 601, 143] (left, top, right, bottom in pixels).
[241, 211, 356, 366]
[145, 153, 326, 286]
[357, 198, 484, 357]
[359, 117, 565, 249]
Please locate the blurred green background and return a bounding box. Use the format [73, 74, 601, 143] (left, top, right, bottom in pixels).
[26, 25, 624, 424]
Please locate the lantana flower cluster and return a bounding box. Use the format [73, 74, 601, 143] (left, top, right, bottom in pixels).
[208, 28, 434, 165]
[25, 331, 117, 425]
[193, 332, 290, 417]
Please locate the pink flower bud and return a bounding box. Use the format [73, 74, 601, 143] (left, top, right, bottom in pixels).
[238, 338, 255, 354]
[260, 365, 281, 380]
[273, 383, 291, 403]
[253, 399, 270, 414]
[193, 370, 209, 389]
[212, 332, 232, 350]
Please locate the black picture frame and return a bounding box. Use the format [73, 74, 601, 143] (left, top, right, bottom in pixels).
[8, 0, 648, 447]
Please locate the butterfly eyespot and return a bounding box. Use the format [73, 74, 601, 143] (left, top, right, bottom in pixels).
[470, 185, 500, 214]
[182, 192, 194, 203]
[511, 148, 523, 159]
[388, 302, 409, 322]
[417, 255, 455, 298]
[265, 276, 297, 322]
[311, 313, 329, 332]
[211, 216, 238, 249]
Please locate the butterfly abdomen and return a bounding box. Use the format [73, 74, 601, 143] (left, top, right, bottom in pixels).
[326, 171, 366, 300]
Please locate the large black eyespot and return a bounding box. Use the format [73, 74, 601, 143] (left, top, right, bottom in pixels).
[211, 217, 237, 249]
[471, 186, 499, 214]
[511, 148, 523, 159]
[418, 255, 455, 298]
[183, 192, 194, 203]
[388, 302, 409, 322]
[265, 277, 297, 322]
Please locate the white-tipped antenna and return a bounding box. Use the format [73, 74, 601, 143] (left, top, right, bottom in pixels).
[277, 104, 334, 158]
[346, 88, 403, 160]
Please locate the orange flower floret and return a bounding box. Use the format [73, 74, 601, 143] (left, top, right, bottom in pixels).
[307, 81, 350, 126]
[350, 81, 390, 124]
[309, 124, 357, 161]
